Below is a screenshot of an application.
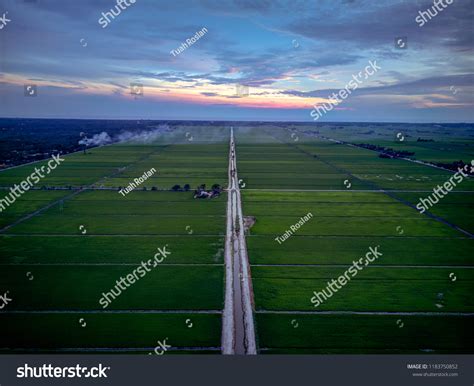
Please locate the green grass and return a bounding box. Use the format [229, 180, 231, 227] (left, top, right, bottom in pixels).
[2, 126, 472, 355]
[252, 268, 473, 312]
[7, 214, 225, 235]
[1, 265, 223, 310]
[247, 236, 474, 265]
[0, 313, 221, 350]
[6, 191, 226, 235]
[244, 202, 416, 217]
[256, 314, 474, 353]
[395, 192, 474, 233]
[0, 190, 70, 228]
[0, 235, 224, 264]
[238, 130, 474, 354]
[0, 141, 227, 354]
[249, 216, 458, 237]
[243, 191, 401, 203]
[53, 197, 225, 216]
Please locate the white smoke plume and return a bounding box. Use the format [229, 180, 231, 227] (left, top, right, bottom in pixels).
[78, 125, 172, 147]
[79, 131, 112, 146]
[116, 128, 165, 143]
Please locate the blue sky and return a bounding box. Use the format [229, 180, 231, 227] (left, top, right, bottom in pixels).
[0, 0, 473, 122]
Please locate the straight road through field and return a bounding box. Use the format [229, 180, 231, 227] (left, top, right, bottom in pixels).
[222, 128, 257, 355]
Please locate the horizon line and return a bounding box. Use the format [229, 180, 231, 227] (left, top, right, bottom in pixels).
[1, 116, 473, 125]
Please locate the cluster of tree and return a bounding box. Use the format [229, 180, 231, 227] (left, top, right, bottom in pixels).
[354, 143, 415, 159]
[434, 160, 473, 174]
[416, 137, 435, 142]
[40, 185, 74, 190]
[171, 184, 191, 192]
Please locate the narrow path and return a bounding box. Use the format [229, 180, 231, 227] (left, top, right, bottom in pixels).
[252, 264, 474, 269]
[6, 347, 221, 353]
[3, 310, 221, 314]
[257, 310, 474, 316]
[244, 189, 474, 193]
[222, 128, 257, 355]
[0, 263, 224, 266]
[221, 132, 235, 354]
[232, 189, 246, 354]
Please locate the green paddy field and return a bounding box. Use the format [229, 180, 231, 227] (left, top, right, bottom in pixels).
[0, 125, 473, 354]
[0, 136, 227, 353]
[237, 127, 474, 354]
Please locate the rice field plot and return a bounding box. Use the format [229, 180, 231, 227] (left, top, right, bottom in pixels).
[5, 214, 224, 235]
[303, 123, 474, 147]
[103, 144, 228, 189]
[239, 132, 473, 354]
[0, 313, 221, 353]
[394, 192, 474, 234]
[298, 141, 474, 191]
[256, 314, 473, 354]
[0, 141, 227, 354]
[0, 190, 70, 228]
[252, 265, 474, 312]
[246, 236, 473, 266]
[235, 141, 369, 190]
[243, 191, 459, 237]
[0, 235, 224, 265]
[1, 264, 222, 310]
[296, 139, 474, 231]
[0, 145, 161, 188]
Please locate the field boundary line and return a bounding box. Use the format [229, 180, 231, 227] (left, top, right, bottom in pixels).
[243, 189, 474, 193]
[251, 264, 474, 268]
[2, 347, 221, 352]
[246, 235, 468, 239]
[2, 310, 222, 314]
[0, 263, 224, 266]
[1, 233, 225, 237]
[256, 310, 474, 316]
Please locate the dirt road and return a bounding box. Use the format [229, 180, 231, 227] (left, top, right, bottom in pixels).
[222, 128, 257, 355]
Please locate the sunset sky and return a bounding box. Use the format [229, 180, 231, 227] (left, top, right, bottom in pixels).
[0, 0, 473, 122]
